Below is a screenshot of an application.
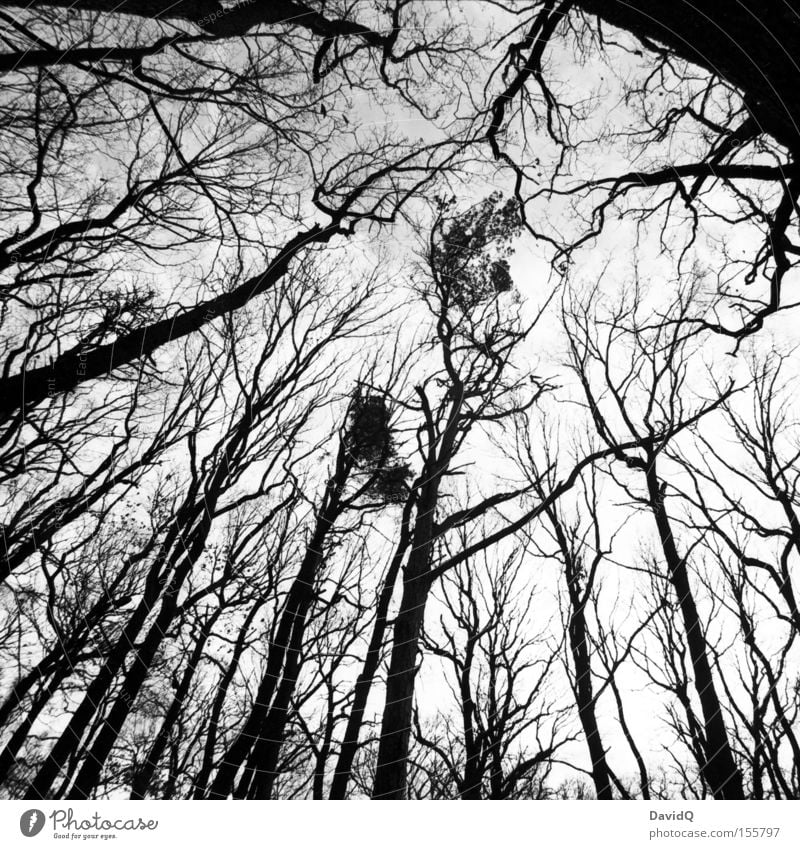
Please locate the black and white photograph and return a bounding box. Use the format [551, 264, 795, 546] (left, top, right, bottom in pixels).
[0, 1, 798, 845]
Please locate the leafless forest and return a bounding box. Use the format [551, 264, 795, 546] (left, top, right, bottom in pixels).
[1, 0, 799, 801]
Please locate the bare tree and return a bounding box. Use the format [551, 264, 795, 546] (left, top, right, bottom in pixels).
[561, 278, 745, 798]
[415, 538, 571, 799]
[2, 0, 800, 804]
[372, 194, 550, 798]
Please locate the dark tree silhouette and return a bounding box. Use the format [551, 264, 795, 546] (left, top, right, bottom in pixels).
[2, 0, 800, 805]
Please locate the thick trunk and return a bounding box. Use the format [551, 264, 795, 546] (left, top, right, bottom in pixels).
[370, 570, 430, 799]
[0, 224, 336, 419]
[571, 623, 613, 800]
[239, 591, 311, 800]
[567, 586, 613, 798]
[206, 535, 322, 798]
[244, 654, 300, 799]
[645, 464, 744, 800]
[207, 460, 347, 799]
[328, 529, 408, 799]
[565, 570, 612, 797]
[204, 622, 292, 797]
[372, 379, 465, 799]
[372, 495, 437, 799]
[573, 1, 800, 155]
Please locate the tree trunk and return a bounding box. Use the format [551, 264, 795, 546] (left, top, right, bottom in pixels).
[370, 569, 430, 799]
[0, 670, 71, 785]
[458, 639, 482, 800]
[24, 562, 162, 799]
[65, 555, 195, 799]
[547, 510, 614, 799]
[372, 490, 438, 799]
[129, 612, 219, 799]
[645, 462, 744, 799]
[191, 601, 263, 799]
[204, 543, 319, 798]
[573, 1, 800, 155]
[328, 526, 409, 799]
[570, 604, 614, 800]
[207, 451, 349, 799]
[0, 224, 337, 419]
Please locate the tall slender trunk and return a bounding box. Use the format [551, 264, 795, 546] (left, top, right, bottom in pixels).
[645, 461, 744, 799]
[372, 490, 438, 799]
[129, 610, 220, 799]
[192, 601, 263, 798]
[372, 378, 465, 799]
[65, 548, 200, 799]
[543, 502, 613, 799]
[608, 676, 650, 799]
[0, 669, 71, 785]
[569, 600, 613, 800]
[311, 688, 336, 799]
[458, 639, 481, 799]
[207, 454, 349, 799]
[24, 556, 166, 799]
[243, 636, 304, 799]
[206, 528, 325, 798]
[328, 522, 409, 799]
